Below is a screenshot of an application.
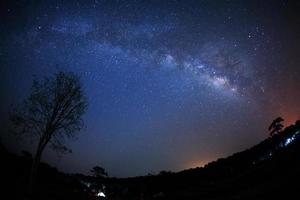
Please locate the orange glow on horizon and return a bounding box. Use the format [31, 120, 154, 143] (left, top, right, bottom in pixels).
[185, 159, 213, 169]
[281, 112, 299, 127]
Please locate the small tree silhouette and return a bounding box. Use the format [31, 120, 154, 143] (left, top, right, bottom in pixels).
[268, 117, 284, 136]
[91, 166, 108, 178]
[295, 120, 300, 128]
[10, 71, 87, 194]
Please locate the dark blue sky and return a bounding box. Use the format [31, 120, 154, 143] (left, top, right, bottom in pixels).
[1, 0, 299, 177]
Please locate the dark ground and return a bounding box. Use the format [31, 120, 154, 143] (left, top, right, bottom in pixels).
[1, 121, 300, 200]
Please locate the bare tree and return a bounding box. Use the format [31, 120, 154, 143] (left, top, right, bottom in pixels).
[268, 117, 284, 136]
[10, 71, 87, 194]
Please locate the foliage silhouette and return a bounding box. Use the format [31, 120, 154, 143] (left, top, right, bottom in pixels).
[268, 117, 284, 136]
[9, 71, 87, 194]
[91, 166, 108, 178]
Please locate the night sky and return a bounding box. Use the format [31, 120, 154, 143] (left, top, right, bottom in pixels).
[0, 0, 299, 177]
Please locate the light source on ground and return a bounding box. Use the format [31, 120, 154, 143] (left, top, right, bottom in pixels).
[97, 192, 106, 197]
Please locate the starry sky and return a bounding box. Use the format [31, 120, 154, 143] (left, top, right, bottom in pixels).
[0, 0, 300, 177]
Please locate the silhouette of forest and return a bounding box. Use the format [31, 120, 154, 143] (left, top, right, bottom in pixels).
[2, 119, 300, 200]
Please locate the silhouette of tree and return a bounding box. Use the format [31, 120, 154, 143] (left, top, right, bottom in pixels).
[268, 117, 284, 136]
[295, 120, 300, 129]
[91, 166, 108, 178]
[10, 71, 87, 194]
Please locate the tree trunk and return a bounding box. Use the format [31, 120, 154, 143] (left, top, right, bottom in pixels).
[28, 140, 43, 195]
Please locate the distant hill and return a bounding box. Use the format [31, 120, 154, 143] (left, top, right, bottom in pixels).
[1, 120, 300, 199]
[0, 143, 91, 200]
[104, 120, 300, 200]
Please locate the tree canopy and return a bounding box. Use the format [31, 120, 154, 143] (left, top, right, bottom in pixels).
[268, 117, 284, 136]
[10, 71, 87, 193]
[91, 166, 108, 178]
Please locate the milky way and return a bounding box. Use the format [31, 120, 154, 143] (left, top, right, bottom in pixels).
[1, 0, 300, 177]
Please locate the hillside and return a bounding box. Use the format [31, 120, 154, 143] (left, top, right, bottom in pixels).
[0, 144, 91, 200]
[1, 120, 299, 199]
[104, 120, 300, 199]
